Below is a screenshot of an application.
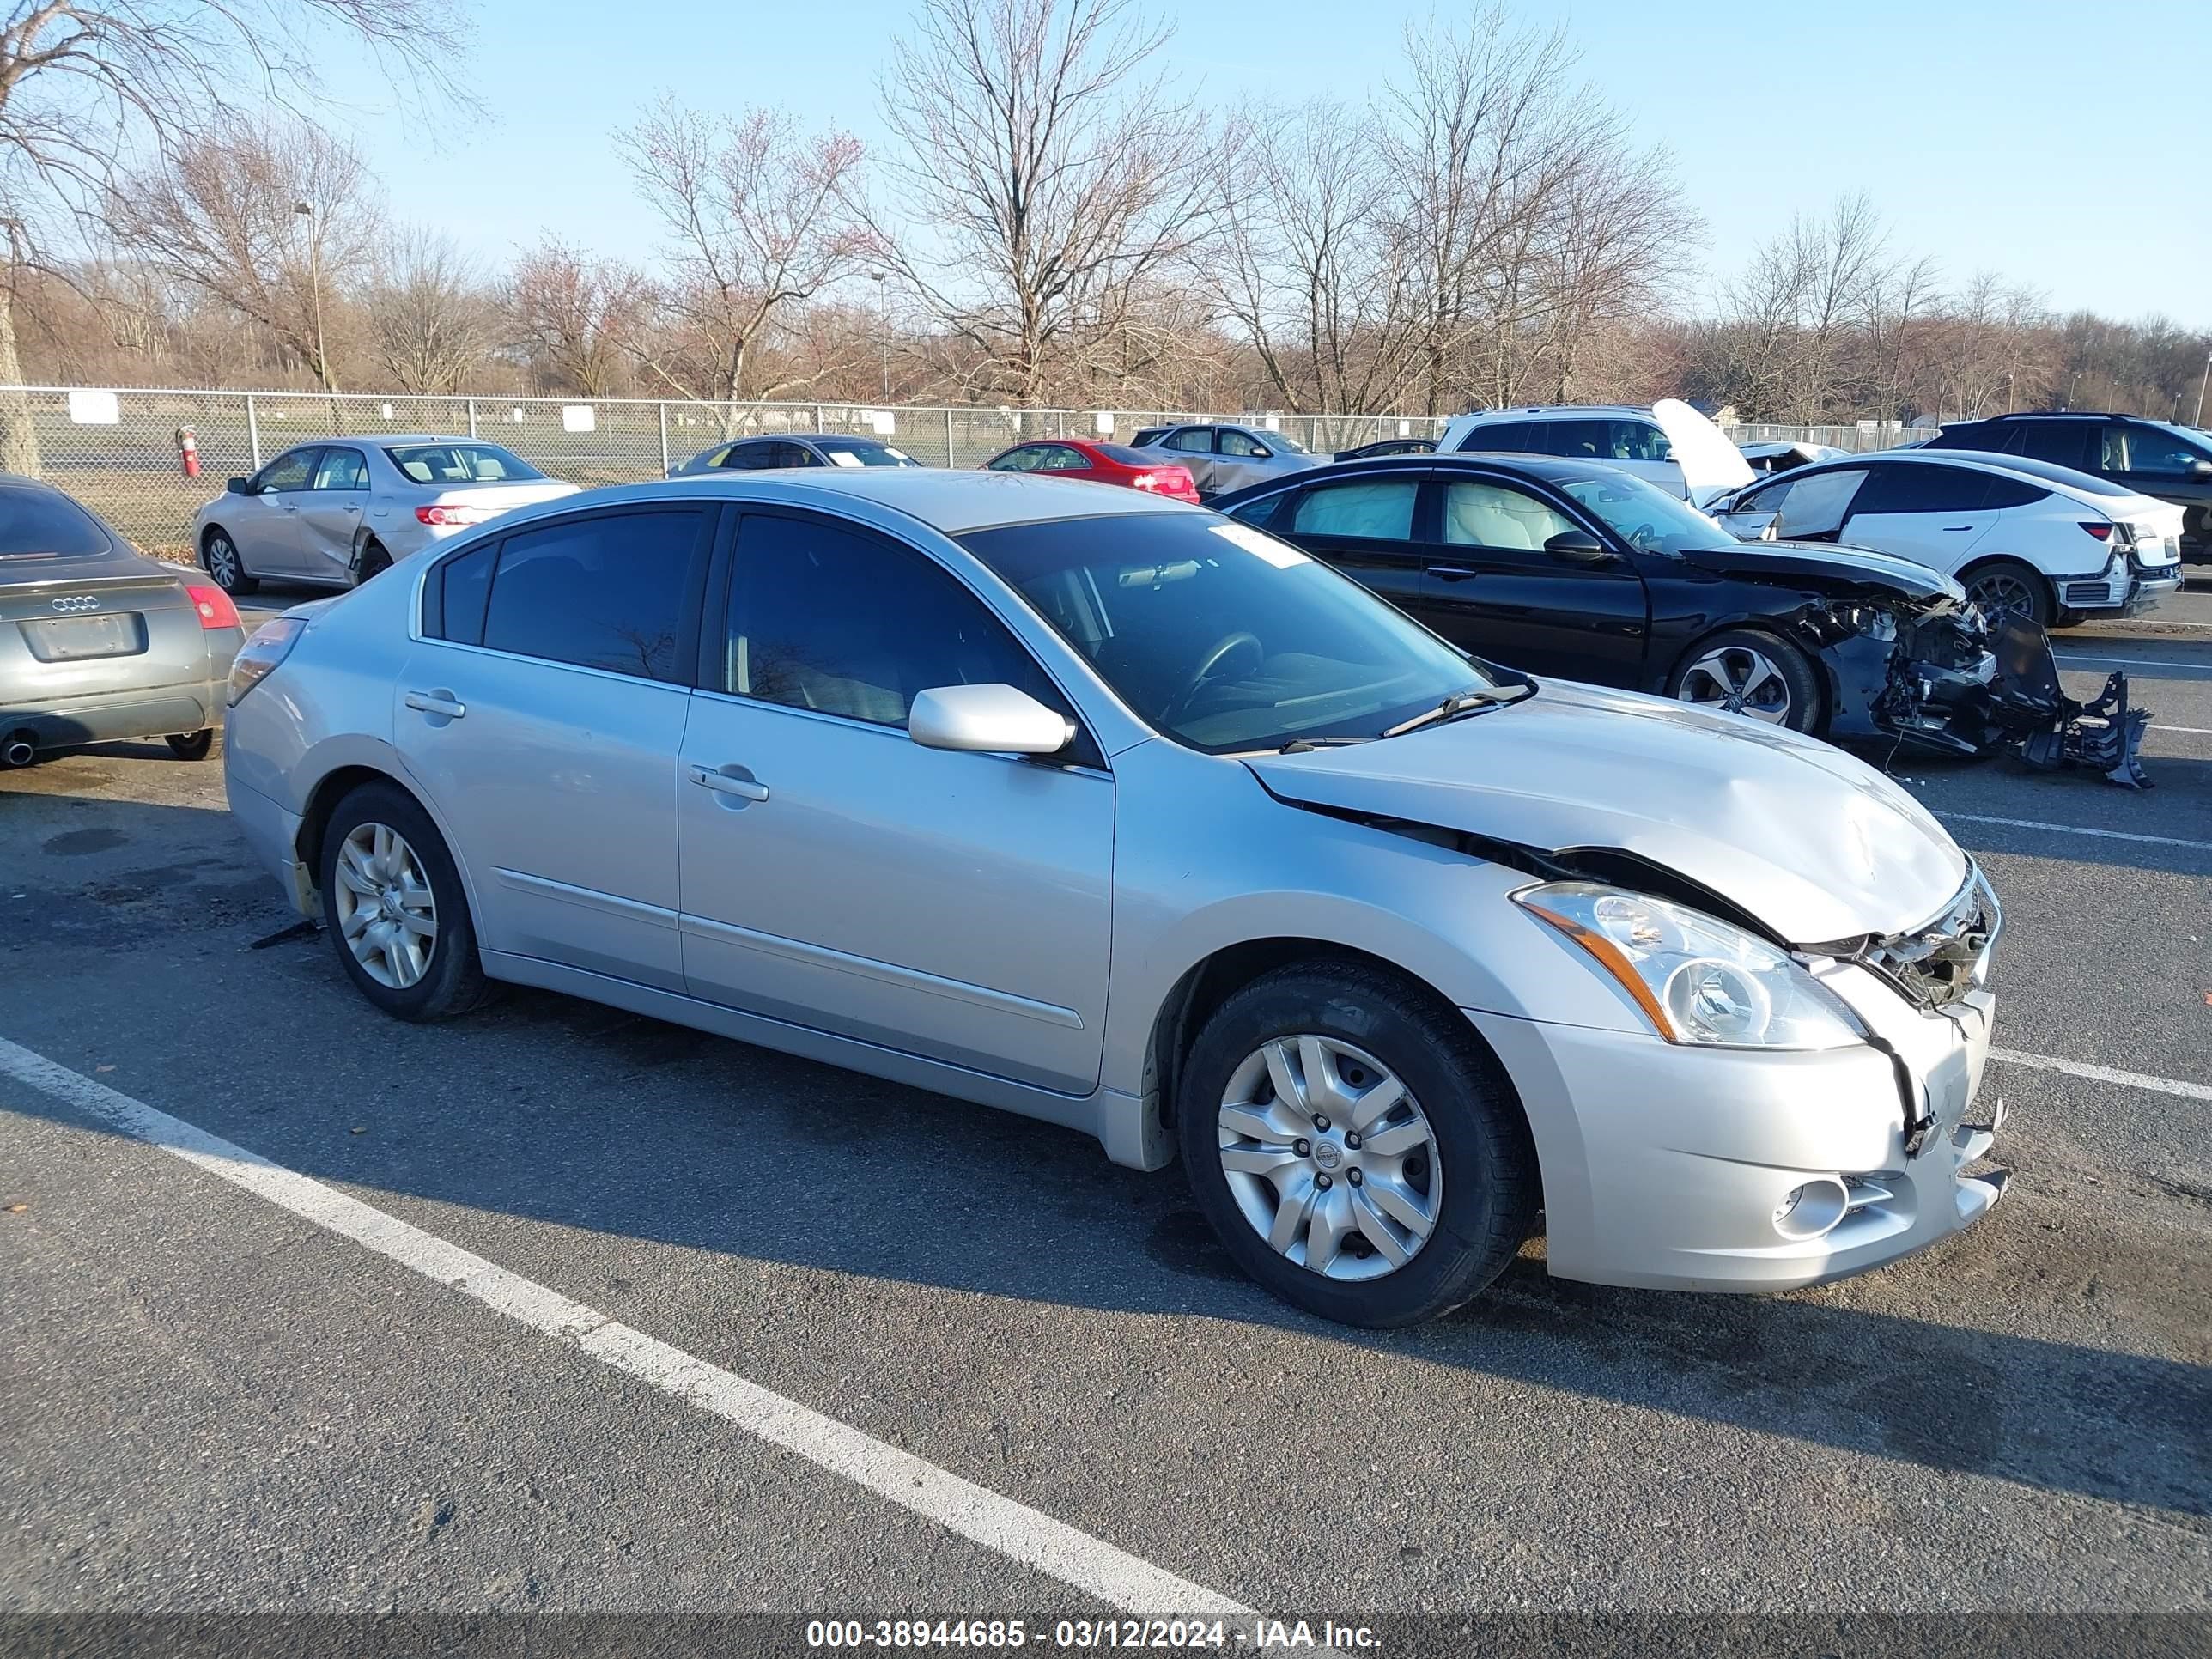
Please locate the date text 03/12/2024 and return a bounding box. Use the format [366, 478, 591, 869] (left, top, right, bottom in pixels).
[803, 1620, 1384, 1650]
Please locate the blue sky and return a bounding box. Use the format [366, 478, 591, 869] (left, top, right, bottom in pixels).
[343, 0, 2212, 325]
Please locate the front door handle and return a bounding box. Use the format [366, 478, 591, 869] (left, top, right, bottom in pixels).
[1427, 565, 1480, 580]
[404, 690, 466, 719]
[1941, 524, 1975, 532]
[689, 763, 769, 803]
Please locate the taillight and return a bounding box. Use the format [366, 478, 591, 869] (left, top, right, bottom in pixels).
[185, 583, 239, 629]
[228, 616, 306, 705]
[1131, 472, 1163, 491]
[416, 504, 492, 527]
[2079, 521, 2112, 541]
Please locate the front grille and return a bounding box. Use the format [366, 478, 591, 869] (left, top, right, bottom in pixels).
[1857, 867, 2001, 1010]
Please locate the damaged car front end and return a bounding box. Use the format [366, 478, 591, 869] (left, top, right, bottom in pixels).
[1687, 541, 2154, 788]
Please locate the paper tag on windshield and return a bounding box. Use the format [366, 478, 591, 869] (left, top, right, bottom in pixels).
[826, 452, 864, 468]
[1212, 521, 1307, 568]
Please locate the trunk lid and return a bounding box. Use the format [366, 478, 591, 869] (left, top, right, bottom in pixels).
[1247, 680, 1968, 945]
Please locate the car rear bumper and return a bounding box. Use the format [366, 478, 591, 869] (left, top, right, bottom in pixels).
[1469, 969, 2001, 1293]
[0, 672, 231, 749]
[226, 772, 318, 918]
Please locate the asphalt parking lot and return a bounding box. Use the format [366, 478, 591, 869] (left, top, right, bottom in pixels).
[3, 579, 2209, 1638]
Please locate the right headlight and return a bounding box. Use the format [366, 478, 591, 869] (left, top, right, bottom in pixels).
[1512, 881, 1865, 1051]
[227, 615, 306, 706]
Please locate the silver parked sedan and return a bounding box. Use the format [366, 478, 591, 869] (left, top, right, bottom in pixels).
[666, 432, 925, 477]
[191, 435, 579, 595]
[224, 470, 2007, 1326]
[2, 475, 244, 766]
[1127, 422, 1320, 500]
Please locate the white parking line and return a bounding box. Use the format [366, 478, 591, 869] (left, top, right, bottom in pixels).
[2056, 653, 2211, 672]
[1932, 811, 2212, 853]
[0, 1036, 1250, 1620]
[1991, 1048, 2212, 1103]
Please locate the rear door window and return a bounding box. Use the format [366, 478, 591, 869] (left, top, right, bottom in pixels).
[1851, 464, 1992, 516]
[311, 447, 369, 491]
[1289, 478, 1418, 541]
[1164, 428, 1215, 453]
[2006, 421, 2094, 471]
[477, 508, 708, 682]
[1543, 420, 1613, 459]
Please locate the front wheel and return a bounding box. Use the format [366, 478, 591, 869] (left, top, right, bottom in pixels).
[319, 781, 489, 1021]
[1176, 962, 1538, 1328]
[202, 529, 258, 596]
[1667, 629, 1821, 732]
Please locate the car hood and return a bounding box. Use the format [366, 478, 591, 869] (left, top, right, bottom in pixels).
[1676, 538, 1967, 606]
[1653, 398, 1755, 504]
[1247, 680, 1967, 945]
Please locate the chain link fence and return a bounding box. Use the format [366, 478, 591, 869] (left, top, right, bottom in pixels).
[0, 386, 1459, 551]
[0, 382, 1906, 552]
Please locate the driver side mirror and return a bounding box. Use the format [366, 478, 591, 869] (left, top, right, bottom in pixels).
[1543, 529, 1611, 564]
[2191, 459, 2212, 479]
[909, 683, 1074, 757]
[226, 477, 249, 495]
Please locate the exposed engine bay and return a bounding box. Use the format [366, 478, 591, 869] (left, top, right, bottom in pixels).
[1819, 594, 2153, 788]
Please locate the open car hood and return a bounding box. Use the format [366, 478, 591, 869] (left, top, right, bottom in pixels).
[1247, 680, 1967, 945]
[1653, 398, 1756, 506]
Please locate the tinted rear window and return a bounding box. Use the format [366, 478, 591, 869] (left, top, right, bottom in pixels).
[0, 487, 118, 561]
[479, 508, 704, 681]
[1458, 421, 1534, 453]
[1092, 443, 1158, 466]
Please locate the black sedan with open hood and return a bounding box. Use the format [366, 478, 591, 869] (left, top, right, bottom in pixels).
[1214, 453, 2148, 783]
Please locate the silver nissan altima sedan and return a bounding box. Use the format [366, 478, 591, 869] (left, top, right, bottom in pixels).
[222, 470, 2007, 1327]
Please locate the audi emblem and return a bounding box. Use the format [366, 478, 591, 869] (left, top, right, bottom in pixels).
[50, 595, 99, 613]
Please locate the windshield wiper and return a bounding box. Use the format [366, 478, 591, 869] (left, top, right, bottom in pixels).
[1380, 684, 1534, 738]
[1276, 735, 1372, 754]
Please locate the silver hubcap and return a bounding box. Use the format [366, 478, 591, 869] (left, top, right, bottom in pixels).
[1680, 646, 1793, 724]
[332, 822, 436, 989]
[1217, 1036, 1441, 1281]
[207, 538, 237, 585]
[1968, 571, 2038, 623]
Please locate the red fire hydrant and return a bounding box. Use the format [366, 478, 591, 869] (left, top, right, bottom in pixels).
[176, 426, 199, 479]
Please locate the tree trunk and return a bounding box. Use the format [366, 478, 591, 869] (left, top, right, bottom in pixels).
[0, 277, 41, 477]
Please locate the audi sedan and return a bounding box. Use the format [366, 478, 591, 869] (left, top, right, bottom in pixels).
[223, 470, 2007, 1326]
[2, 474, 244, 767]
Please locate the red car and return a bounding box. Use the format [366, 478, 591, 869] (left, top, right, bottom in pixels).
[981, 438, 1201, 503]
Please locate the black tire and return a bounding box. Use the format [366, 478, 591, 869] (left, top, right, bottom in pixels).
[352, 538, 392, 587]
[2052, 607, 2087, 630]
[1176, 961, 1539, 1328]
[1665, 628, 1823, 734]
[164, 729, 215, 761]
[1960, 558, 2053, 629]
[201, 528, 258, 596]
[318, 779, 489, 1022]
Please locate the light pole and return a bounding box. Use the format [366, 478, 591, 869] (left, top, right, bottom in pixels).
[293, 199, 331, 411]
[2196, 346, 2210, 428]
[869, 270, 890, 401]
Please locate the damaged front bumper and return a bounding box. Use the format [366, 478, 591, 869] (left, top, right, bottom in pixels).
[1825, 608, 2154, 787]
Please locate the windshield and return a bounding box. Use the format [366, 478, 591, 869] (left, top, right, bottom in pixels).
[957, 512, 1495, 753]
[1555, 471, 1730, 556]
[385, 443, 546, 485]
[0, 486, 118, 561]
[1264, 430, 1309, 454]
[818, 439, 921, 468]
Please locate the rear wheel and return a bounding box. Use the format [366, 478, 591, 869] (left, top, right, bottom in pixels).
[1667, 629, 1821, 732]
[1961, 559, 2052, 629]
[202, 529, 258, 596]
[164, 730, 214, 761]
[319, 781, 489, 1022]
[351, 538, 392, 586]
[1176, 962, 1538, 1328]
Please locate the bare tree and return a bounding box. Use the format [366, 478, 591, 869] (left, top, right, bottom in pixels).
[109, 113, 377, 393]
[0, 0, 466, 470]
[867, 0, 1213, 405]
[615, 99, 866, 422]
[367, 225, 494, 393]
[503, 237, 645, 397]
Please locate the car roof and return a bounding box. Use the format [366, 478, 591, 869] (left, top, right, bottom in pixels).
[1759, 447, 2125, 503]
[574, 466, 1205, 535]
[1456, 404, 1655, 422]
[724, 432, 900, 445]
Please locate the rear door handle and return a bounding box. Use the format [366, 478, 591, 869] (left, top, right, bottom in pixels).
[1427, 565, 1480, 580]
[689, 763, 769, 803]
[1941, 524, 1975, 532]
[404, 690, 466, 719]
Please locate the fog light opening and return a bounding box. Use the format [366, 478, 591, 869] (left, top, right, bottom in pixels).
[1772, 1176, 1850, 1241]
